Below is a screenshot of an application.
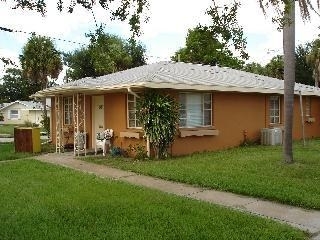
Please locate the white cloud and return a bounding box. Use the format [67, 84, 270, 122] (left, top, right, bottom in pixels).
[0, 0, 319, 80]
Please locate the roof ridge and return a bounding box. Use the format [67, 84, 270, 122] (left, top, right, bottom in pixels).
[31, 61, 320, 98]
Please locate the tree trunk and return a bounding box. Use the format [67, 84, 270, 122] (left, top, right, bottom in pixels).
[283, 0, 295, 163]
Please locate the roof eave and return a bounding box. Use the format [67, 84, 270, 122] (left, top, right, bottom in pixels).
[30, 81, 320, 98]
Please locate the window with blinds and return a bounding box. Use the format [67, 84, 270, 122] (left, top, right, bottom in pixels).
[179, 93, 212, 128]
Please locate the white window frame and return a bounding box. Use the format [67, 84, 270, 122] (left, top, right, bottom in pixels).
[179, 92, 212, 128]
[269, 96, 280, 124]
[127, 94, 141, 129]
[9, 109, 20, 120]
[64, 97, 73, 125]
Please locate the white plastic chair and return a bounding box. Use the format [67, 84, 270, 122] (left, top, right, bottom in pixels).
[95, 129, 113, 156]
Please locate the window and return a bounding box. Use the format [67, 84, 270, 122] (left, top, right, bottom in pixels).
[64, 97, 73, 125]
[9, 109, 19, 120]
[127, 94, 141, 128]
[269, 96, 280, 124]
[305, 96, 311, 117]
[179, 93, 212, 128]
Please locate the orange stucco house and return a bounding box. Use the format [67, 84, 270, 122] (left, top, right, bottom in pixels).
[32, 61, 320, 156]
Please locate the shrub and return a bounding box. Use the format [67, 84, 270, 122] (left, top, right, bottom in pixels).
[127, 144, 148, 160]
[136, 91, 179, 159]
[41, 111, 50, 135]
[23, 120, 39, 127]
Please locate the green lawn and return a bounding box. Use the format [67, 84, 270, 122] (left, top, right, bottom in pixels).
[83, 139, 320, 209]
[0, 124, 46, 136]
[0, 140, 55, 161]
[0, 124, 17, 135]
[0, 143, 34, 161]
[0, 160, 307, 240]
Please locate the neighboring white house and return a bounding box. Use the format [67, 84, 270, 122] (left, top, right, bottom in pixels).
[0, 101, 50, 125]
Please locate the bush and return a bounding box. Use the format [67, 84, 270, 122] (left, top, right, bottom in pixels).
[136, 91, 179, 159]
[23, 120, 39, 127]
[40, 111, 50, 135]
[127, 144, 148, 160]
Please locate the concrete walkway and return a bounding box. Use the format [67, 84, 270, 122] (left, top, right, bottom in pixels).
[34, 153, 320, 239]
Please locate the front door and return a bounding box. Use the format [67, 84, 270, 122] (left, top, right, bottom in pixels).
[92, 95, 105, 147]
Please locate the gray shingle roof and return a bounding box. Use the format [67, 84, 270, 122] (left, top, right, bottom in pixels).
[33, 61, 320, 97]
[0, 101, 44, 111]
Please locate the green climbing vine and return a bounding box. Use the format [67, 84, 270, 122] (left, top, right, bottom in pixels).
[136, 91, 179, 159]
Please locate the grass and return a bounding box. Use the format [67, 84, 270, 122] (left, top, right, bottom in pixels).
[0, 124, 17, 135]
[0, 160, 307, 240]
[0, 142, 55, 161]
[0, 124, 46, 136]
[0, 143, 34, 161]
[83, 139, 320, 210]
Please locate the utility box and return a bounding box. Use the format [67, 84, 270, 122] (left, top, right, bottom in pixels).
[261, 128, 282, 145]
[14, 127, 41, 153]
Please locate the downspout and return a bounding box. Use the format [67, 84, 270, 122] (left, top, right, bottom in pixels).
[127, 87, 140, 99]
[299, 90, 306, 146]
[127, 87, 150, 157]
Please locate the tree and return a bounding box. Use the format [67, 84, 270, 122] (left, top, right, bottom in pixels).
[306, 38, 320, 86]
[243, 62, 265, 75]
[296, 43, 314, 86]
[20, 34, 63, 90]
[0, 84, 5, 104]
[172, 1, 248, 69]
[0, 57, 18, 67]
[126, 38, 147, 68]
[206, 1, 248, 60]
[282, 0, 296, 163]
[244, 46, 314, 86]
[265, 55, 284, 79]
[64, 27, 146, 81]
[0, 68, 41, 103]
[4, 0, 149, 36]
[173, 26, 245, 69]
[136, 91, 179, 159]
[259, 0, 320, 163]
[64, 47, 96, 81]
[20, 34, 63, 132]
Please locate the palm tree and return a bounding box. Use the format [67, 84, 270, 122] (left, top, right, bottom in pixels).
[20, 35, 62, 90]
[282, 0, 296, 163]
[20, 35, 62, 134]
[259, 0, 319, 163]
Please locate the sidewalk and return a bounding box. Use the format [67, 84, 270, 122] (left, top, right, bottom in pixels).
[34, 153, 320, 239]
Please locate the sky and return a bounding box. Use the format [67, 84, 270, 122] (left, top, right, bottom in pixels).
[0, 0, 319, 83]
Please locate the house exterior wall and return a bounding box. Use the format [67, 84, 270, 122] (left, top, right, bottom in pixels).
[172, 92, 267, 155]
[104, 93, 145, 154]
[1, 103, 45, 125]
[50, 97, 56, 144]
[293, 96, 320, 140]
[50, 91, 320, 156]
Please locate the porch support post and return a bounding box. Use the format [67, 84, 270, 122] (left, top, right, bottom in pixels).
[84, 93, 86, 156]
[73, 93, 86, 156]
[55, 95, 63, 154]
[73, 94, 77, 156]
[299, 91, 306, 146]
[146, 136, 150, 157]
